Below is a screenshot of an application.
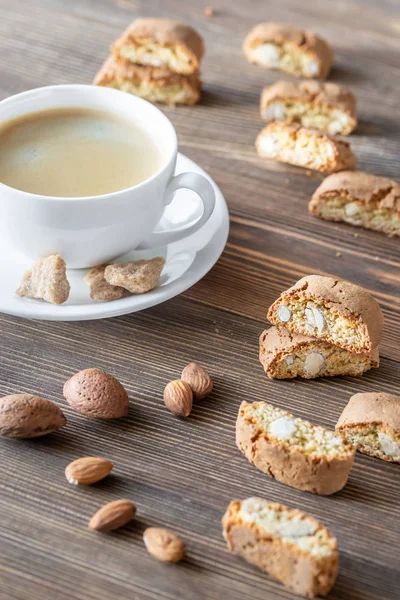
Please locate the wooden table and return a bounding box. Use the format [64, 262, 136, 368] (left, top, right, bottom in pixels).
[0, 1, 399, 599]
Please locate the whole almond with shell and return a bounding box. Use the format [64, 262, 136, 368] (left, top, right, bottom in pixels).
[65, 457, 113, 485]
[181, 362, 213, 400]
[88, 499, 136, 531]
[163, 380, 193, 417]
[0, 394, 66, 438]
[63, 368, 129, 419]
[143, 527, 185, 563]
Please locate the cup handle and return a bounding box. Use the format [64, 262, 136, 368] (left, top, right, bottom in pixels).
[137, 172, 216, 249]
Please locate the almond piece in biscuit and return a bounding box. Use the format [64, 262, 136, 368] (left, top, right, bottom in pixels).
[256, 122, 356, 173]
[243, 22, 333, 79]
[267, 275, 383, 355]
[112, 18, 205, 75]
[84, 265, 125, 301]
[260, 80, 357, 135]
[309, 171, 400, 237]
[222, 497, 339, 597]
[336, 392, 400, 463]
[236, 401, 355, 495]
[94, 56, 201, 106]
[104, 257, 165, 294]
[259, 326, 379, 379]
[16, 254, 70, 305]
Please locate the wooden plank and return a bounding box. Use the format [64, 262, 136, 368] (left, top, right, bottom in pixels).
[0, 0, 399, 599]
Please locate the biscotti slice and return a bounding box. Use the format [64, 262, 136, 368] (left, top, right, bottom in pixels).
[222, 498, 338, 597]
[267, 275, 383, 355]
[309, 171, 400, 237]
[260, 80, 357, 135]
[94, 57, 201, 105]
[16, 254, 70, 305]
[243, 22, 333, 79]
[259, 326, 379, 380]
[112, 18, 204, 75]
[256, 123, 356, 173]
[336, 392, 400, 463]
[236, 401, 355, 495]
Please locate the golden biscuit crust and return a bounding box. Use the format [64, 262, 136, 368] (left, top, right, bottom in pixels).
[256, 122, 356, 173]
[309, 171, 400, 236]
[112, 18, 204, 74]
[259, 325, 379, 379]
[94, 56, 201, 105]
[222, 498, 339, 597]
[236, 401, 355, 495]
[260, 80, 357, 135]
[243, 22, 333, 79]
[267, 274, 383, 354]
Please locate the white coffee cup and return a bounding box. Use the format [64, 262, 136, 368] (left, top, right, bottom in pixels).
[0, 85, 216, 268]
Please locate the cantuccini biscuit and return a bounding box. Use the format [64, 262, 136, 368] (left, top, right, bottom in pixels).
[16, 254, 70, 305]
[336, 392, 400, 463]
[243, 22, 333, 79]
[259, 326, 379, 380]
[104, 257, 165, 294]
[236, 401, 355, 495]
[94, 57, 201, 105]
[112, 18, 204, 75]
[222, 498, 339, 598]
[256, 122, 356, 173]
[309, 171, 400, 237]
[267, 275, 383, 355]
[260, 80, 357, 135]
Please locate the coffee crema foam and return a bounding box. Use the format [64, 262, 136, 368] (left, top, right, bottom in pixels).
[0, 107, 162, 197]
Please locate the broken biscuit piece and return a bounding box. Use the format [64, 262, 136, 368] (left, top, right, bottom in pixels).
[222, 497, 339, 598]
[256, 122, 357, 173]
[16, 254, 70, 305]
[104, 257, 165, 294]
[309, 171, 400, 237]
[94, 56, 201, 105]
[236, 400, 355, 495]
[267, 275, 383, 355]
[259, 326, 379, 380]
[260, 80, 357, 135]
[84, 265, 125, 301]
[243, 22, 333, 79]
[336, 392, 400, 463]
[112, 18, 205, 75]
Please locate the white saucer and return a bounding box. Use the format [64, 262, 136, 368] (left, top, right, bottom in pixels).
[0, 153, 229, 321]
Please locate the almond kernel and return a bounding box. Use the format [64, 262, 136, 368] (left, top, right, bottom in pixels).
[163, 380, 193, 417]
[88, 499, 136, 532]
[65, 456, 113, 485]
[143, 527, 185, 562]
[181, 362, 213, 401]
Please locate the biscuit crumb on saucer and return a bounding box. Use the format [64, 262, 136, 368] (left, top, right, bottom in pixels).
[205, 7, 215, 17]
[84, 265, 125, 301]
[16, 254, 70, 305]
[104, 257, 165, 294]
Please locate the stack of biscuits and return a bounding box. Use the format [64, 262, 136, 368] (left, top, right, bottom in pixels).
[244, 21, 400, 236]
[94, 18, 204, 105]
[259, 274, 383, 380]
[243, 22, 358, 174]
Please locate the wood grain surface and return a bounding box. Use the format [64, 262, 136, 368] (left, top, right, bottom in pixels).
[0, 1, 399, 599]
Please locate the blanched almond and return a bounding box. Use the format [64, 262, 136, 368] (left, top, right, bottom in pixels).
[88, 499, 136, 531]
[65, 456, 113, 485]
